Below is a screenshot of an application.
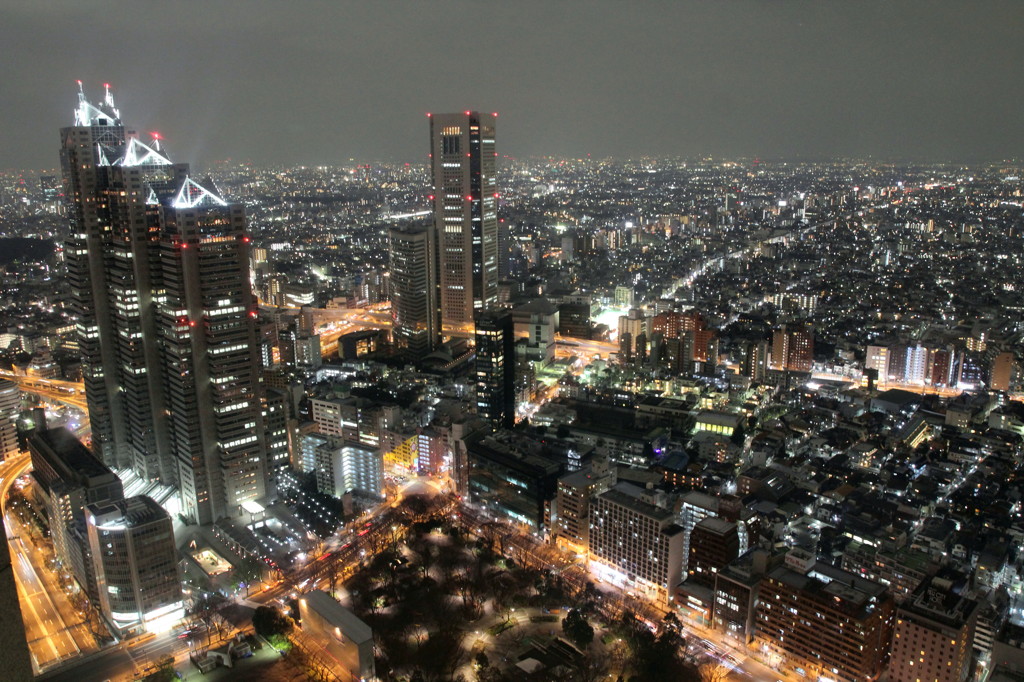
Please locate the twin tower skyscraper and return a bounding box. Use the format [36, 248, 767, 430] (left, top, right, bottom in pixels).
[61, 85, 265, 525]
[62, 88, 499, 525]
[390, 112, 500, 359]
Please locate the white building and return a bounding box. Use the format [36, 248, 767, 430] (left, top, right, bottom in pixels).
[315, 440, 383, 500]
[86, 496, 183, 636]
[588, 482, 684, 604]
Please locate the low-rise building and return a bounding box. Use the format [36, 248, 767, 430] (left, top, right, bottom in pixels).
[298, 590, 374, 681]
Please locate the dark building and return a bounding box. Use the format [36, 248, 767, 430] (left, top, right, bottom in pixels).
[466, 432, 562, 530]
[713, 549, 779, 645]
[475, 308, 516, 429]
[687, 517, 740, 587]
[0, 540, 32, 681]
[558, 301, 591, 339]
[29, 427, 125, 601]
[339, 329, 389, 360]
[389, 224, 438, 359]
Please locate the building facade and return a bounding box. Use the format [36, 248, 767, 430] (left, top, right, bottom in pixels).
[29, 427, 125, 600]
[888, 575, 977, 682]
[588, 482, 685, 604]
[475, 308, 516, 429]
[85, 496, 183, 636]
[429, 112, 498, 335]
[754, 549, 895, 682]
[61, 85, 267, 525]
[389, 224, 438, 359]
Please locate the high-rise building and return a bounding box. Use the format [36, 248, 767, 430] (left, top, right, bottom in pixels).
[991, 351, 1015, 392]
[429, 112, 498, 336]
[588, 482, 685, 604]
[687, 517, 740, 588]
[314, 440, 384, 501]
[61, 85, 266, 525]
[741, 340, 769, 383]
[389, 224, 438, 359]
[771, 323, 814, 372]
[474, 308, 515, 429]
[85, 496, 183, 636]
[551, 455, 614, 551]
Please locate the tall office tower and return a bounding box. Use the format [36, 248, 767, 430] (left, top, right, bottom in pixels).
[429, 112, 498, 335]
[61, 85, 266, 524]
[85, 496, 183, 636]
[474, 308, 515, 429]
[62, 83, 137, 471]
[497, 218, 511, 280]
[389, 224, 438, 359]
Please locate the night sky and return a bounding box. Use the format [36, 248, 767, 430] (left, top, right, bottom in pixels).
[3, 1, 1023, 170]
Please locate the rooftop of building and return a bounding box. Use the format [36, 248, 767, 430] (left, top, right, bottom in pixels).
[900, 575, 979, 629]
[693, 516, 736, 535]
[88, 495, 168, 528]
[597, 482, 675, 523]
[302, 590, 373, 644]
[766, 560, 890, 616]
[514, 298, 559, 316]
[31, 426, 114, 480]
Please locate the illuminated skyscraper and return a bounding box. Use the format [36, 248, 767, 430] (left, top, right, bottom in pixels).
[474, 308, 515, 429]
[429, 112, 498, 336]
[389, 224, 438, 359]
[61, 84, 266, 524]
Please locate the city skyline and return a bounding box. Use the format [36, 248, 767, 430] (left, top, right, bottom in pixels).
[3, 1, 1024, 171]
[1, 5, 1024, 675]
